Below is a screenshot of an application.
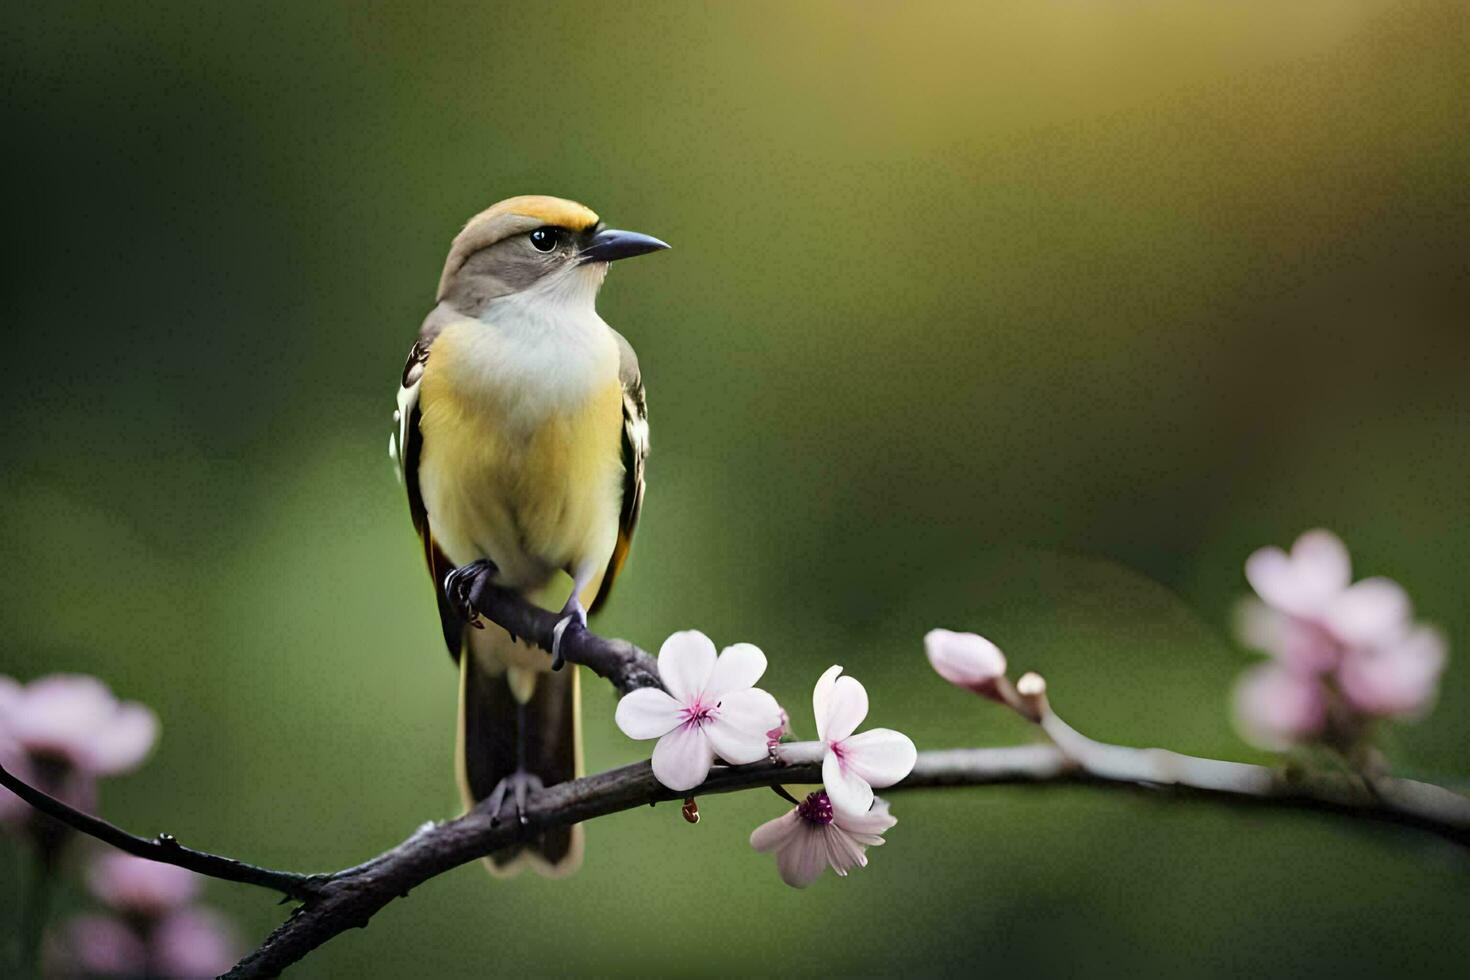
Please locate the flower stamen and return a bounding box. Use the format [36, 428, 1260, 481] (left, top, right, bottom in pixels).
[796, 791, 835, 826]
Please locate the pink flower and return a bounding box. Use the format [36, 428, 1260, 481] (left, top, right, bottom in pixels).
[1, 675, 156, 832]
[150, 907, 241, 979]
[813, 666, 917, 817]
[750, 791, 896, 888]
[1232, 529, 1449, 751]
[53, 914, 148, 977]
[1234, 599, 1340, 674]
[50, 907, 240, 979]
[1240, 530, 1412, 672]
[924, 629, 1007, 697]
[1245, 528, 1352, 621]
[1232, 664, 1327, 750]
[614, 631, 784, 792]
[0, 674, 158, 775]
[88, 852, 201, 917]
[1339, 626, 1447, 719]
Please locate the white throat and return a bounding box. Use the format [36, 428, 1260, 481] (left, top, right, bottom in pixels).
[479, 263, 606, 336]
[452, 265, 619, 427]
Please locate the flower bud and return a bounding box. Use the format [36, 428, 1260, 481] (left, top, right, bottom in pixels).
[924, 629, 1007, 699]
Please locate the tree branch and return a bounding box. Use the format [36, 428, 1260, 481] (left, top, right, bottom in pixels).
[4, 593, 1466, 978]
[468, 580, 661, 694]
[224, 737, 1470, 978]
[0, 761, 325, 901]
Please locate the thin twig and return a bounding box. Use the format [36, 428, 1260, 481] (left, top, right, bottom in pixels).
[3, 594, 1466, 979]
[0, 762, 325, 901]
[466, 579, 662, 694]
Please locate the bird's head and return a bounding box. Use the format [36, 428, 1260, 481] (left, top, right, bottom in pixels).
[436, 195, 669, 316]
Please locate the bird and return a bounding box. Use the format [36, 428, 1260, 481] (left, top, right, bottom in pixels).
[389, 195, 666, 876]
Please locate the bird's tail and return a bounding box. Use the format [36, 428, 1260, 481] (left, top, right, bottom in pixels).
[456, 642, 583, 877]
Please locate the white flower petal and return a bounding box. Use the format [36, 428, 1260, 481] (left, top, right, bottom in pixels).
[1324, 577, 1412, 647]
[715, 688, 783, 732]
[657, 631, 717, 704]
[750, 809, 801, 852]
[776, 825, 828, 888]
[823, 823, 868, 876]
[812, 665, 843, 742]
[822, 676, 869, 743]
[840, 728, 917, 788]
[834, 797, 898, 837]
[705, 689, 783, 764]
[614, 687, 684, 740]
[650, 724, 714, 792]
[86, 702, 159, 776]
[823, 749, 874, 816]
[705, 643, 767, 700]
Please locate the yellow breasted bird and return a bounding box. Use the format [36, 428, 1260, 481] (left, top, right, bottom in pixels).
[389, 195, 666, 876]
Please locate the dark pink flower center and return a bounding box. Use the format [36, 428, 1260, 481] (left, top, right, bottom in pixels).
[680, 700, 716, 728]
[797, 791, 835, 826]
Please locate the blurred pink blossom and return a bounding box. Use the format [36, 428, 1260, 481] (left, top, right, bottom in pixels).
[51, 906, 240, 979]
[0, 674, 158, 775]
[1339, 626, 1447, 719]
[924, 629, 1007, 698]
[1240, 530, 1414, 673]
[0, 674, 157, 833]
[1234, 599, 1341, 674]
[151, 907, 242, 979]
[1233, 529, 1448, 753]
[1232, 664, 1327, 750]
[88, 852, 201, 917]
[1244, 528, 1351, 621]
[750, 791, 896, 888]
[53, 913, 148, 977]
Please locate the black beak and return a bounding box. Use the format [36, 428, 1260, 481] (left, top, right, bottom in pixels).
[578, 228, 670, 265]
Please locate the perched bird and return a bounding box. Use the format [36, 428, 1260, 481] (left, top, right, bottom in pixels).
[389, 195, 666, 876]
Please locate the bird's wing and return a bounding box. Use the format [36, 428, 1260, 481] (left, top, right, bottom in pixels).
[391, 333, 463, 659]
[590, 330, 648, 613]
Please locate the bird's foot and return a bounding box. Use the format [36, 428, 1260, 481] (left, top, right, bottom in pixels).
[549, 598, 588, 672]
[444, 559, 497, 629]
[486, 769, 544, 827]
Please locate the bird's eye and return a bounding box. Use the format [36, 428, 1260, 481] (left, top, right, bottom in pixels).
[530, 228, 559, 252]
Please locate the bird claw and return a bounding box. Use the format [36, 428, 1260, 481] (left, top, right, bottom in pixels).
[487, 770, 544, 827]
[444, 559, 497, 627]
[550, 602, 588, 671]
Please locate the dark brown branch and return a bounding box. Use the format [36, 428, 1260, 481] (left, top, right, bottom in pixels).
[0, 761, 324, 901]
[468, 580, 661, 693]
[224, 740, 1470, 978]
[5, 593, 1467, 978]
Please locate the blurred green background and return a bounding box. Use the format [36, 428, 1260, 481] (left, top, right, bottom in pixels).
[3, 1, 1468, 976]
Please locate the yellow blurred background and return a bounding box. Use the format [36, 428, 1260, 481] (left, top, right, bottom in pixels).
[2, 2, 1467, 976]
